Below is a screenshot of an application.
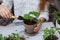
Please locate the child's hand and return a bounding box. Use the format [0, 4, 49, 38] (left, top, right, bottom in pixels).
[34, 17, 45, 32]
[34, 23, 42, 32]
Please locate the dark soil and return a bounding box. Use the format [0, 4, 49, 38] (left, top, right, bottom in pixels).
[45, 35, 58, 40]
[23, 19, 37, 25]
[20, 37, 25, 40]
[18, 16, 37, 25]
[0, 16, 14, 26]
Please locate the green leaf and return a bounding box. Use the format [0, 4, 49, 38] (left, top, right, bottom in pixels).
[0, 34, 3, 40]
[23, 14, 32, 20]
[29, 11, 39, 17]
[16, 33, 21, 40]
[4, 36, 7, 40]
[23, 11, 40, 23]
[53, 11, 60, 20]
[43, 34, 49, 40]
[56, 28, 60, 31]
[49, 28, 55, 35]
[43, 27, 58, 40]
[44, 28, 50, 34]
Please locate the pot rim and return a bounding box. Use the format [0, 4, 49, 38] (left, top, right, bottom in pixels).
[56, 20, 60, 25]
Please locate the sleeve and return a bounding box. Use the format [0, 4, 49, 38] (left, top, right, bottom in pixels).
[38, 2, 49, 21]
[1, 0, 13, 11]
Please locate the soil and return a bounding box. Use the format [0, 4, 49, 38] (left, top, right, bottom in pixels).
[20, 37, 25, 40]
[0, 16, 14, 26]
[6, 37, 25, 40]
[18, 16, 37, 25]
[45, 35, 58, 40]
[24, 19, 37, 25]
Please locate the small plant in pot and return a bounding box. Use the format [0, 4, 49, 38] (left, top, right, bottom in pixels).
[0, 33, 25, 40]
[23, 11, 42, 34]
[43, 27, 60, 40]
[18, 11, 41, 34]
[53, 11, 60, 28]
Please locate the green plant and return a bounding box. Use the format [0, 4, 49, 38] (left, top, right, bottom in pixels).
[0, 34, 3, 40]
[23, 11, 39, 20]
[23, 11, 42, 23]
[43, 27, 60, 40]
[0, 33, 23, 40]
[53, 11, 60, 24]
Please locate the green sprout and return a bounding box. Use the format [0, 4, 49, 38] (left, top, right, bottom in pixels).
[23, 11, 39, 20]
[0, 33, 21, 40]
[43, 27, 60, 40]
[0, 34, 3, 40]
[29, 11, 39, 16]
[15, 33, 21, 40]
[23, 11, 41, 23]
[53, 11, 60, 24]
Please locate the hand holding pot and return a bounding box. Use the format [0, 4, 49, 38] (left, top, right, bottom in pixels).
[34, 23, 42, 32]
[34, 17, 45, 32]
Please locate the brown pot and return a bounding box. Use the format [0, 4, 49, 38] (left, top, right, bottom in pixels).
[24, 23, 37, 34]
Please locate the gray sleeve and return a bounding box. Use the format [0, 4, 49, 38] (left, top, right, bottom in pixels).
[2, 0, 13, 10]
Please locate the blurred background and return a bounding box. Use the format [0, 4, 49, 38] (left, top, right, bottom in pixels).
[0, 0, 60, 26]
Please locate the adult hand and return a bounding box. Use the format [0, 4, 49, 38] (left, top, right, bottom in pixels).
[0, 5, 13, 18]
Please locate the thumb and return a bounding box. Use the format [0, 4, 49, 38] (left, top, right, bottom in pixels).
[34, 23, 41, 32]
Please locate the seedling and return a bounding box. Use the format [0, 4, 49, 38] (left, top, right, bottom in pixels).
[0, 33, 25, 40]
[43, 27, 60, 40]
[53, 11, 60, 24]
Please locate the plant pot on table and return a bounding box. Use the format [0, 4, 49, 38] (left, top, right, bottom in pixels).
[23, 19, 38, 34]
[18, 11, 40, 35]
[56, 20, 60, 28]
[43, 27, 60, 40]
[53, 11, 60, 28]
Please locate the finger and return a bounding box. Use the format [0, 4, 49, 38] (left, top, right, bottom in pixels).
[4, 6, 10, 14]
[2, 8, 10, 18]
[3, 8, 9, 18]
[0, 5, 11, 18]
[9, 13, 13, 18]
[4, 6, 13, 18]
[1, 10, 7, 18]
[34, 27, 38, 32]
[0, 11, 3, 17]
[0, 9, 6, 18]
[37, 23, 41, 27]
[4, 6, 11, 18]
[34, 24, 41, 32]
[0, 5, 8, 18]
